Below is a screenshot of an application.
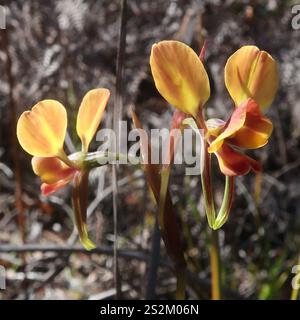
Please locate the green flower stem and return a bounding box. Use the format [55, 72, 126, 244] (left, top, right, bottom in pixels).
[213, 175, 234, 229]
[175, 267, 186, 300]
[200, 144, 235, 229]
[72, 171, 96, 251]
[210, 228, 221, 300]
[58, 149, 78, 168]
[201, 143, 216, 228]
[291, 254, 300, 300]
[291, 282, 299, 300]
[158, 168, 170, 235]
[200, 144, 234, 300]
[201, 146, 221, 299]
[82, 151, 141, 169]
[183, 115, 235, 299]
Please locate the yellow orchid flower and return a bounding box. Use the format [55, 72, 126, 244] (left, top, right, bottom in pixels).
[17, 88, 110, 161]
[150, 40, 210, 118]
[150, 41, 278, 177]
[16, 88, 110, 250]
[224, 45, 279, 111]
[206, 46, 278, 176]
[149, 40, 279, 230]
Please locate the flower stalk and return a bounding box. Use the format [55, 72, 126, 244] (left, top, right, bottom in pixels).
[72, 171, 96, 250]
[210, 229, 221, 300]
[291, 255, 300, 300]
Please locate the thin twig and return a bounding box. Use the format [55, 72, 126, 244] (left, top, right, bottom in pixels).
[0, 244, 156, 263]
[1, 29, 24, 240]
[112, 0, 127, 299]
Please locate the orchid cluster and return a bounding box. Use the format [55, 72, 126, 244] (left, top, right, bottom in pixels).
[136, 41, 278, 298]
[149, 41, 278, 229]
[16, 40, 278, 299]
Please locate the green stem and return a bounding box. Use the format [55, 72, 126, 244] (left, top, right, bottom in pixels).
[175, 267, 186, 300]
[160, 168, 186, 300]
[291, 255, 300, 300]
[201, 143, 216, 228]
[200, 143, 228, 300]
[210, 228, 221, 300]
[71, 172, 96, 251]
[158, 168, 170, 234]
[200, 146, 221, 299]
[254, 171, 262, 206]
[213, 176, 234, 229]
[58, 149, 78, 168]
[83, 151, 140, 169]
[291, 286, 299, 300]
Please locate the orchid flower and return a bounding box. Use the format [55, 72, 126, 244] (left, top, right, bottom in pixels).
[150, 41, 278, 228]
[17, 88, 110, 249]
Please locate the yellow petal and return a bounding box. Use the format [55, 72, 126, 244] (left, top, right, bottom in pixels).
[150, 40, 210, 117]
[17, 100, 67, 157]
[225, 45, 279, 111]
[32, 156, 76, 184]
[76, 88, 110, 152]
[208, 99, 273, 153]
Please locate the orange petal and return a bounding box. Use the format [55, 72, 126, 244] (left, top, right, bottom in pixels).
[215, 143, 261, 176]
[41, 179, 72, 196]
[150, 40, 210, 117]
[76, 88, 110, 152]
[17, 100, 68, 157]
[32, 156, 76, 184]
[208, 99, 273, 152]
[228, 100, 273, 149]
[225, 45, 279, 111]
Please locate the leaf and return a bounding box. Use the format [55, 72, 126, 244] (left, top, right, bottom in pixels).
[131, 110, 186, 271]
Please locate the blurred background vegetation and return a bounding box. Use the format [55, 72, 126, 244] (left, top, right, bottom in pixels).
[0, 0, 300, 299]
